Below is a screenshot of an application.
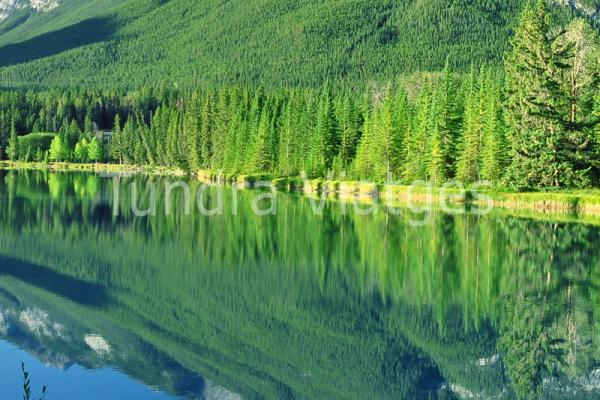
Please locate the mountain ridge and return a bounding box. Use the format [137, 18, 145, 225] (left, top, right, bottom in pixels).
[0, 0, 598, 89]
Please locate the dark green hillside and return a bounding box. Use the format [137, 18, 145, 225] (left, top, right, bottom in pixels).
[0, 0, 595, 89]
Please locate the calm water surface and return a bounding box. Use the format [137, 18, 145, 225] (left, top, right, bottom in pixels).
[0, 170, 599, 399]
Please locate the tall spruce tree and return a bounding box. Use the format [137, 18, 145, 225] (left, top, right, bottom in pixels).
[183, 93, 202, 171]
[7, 119, 18, 161]
[456, 68, 485, 183]
[402, 83, 430, 183]
[430, 60, 462, 180]
[315, 85, 339, 174]
[372, 88, 403, 181]
[336, 94, 362, 172]
[481, 72, 509, 184]
[504, 0, 589, 189]
[250, 109, 273, 172]
[199, 94, 213, 169]
[278, 93, 299, 176]
[592, 93, 600, 184]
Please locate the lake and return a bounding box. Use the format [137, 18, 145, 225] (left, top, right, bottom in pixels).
[0, 170, 599, 399]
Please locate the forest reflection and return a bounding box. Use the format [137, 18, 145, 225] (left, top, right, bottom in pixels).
[0, 170, 599, 399]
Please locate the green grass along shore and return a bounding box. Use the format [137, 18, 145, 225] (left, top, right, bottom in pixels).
[2, 161, 600, 218]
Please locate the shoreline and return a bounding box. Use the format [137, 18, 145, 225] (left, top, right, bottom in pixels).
[2, 161, 600, 218]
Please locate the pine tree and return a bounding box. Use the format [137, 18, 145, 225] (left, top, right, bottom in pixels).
[354, 110, 375, 180]
[211, 88, 230, 169]
[7, 119, 18, 161]
[504, 0, 589, 189]
[278, 92, 300, 176]
[314, 85, 339, 174]
[166, 110, 182, 167]
[121, 118, 136, 164]
[199, 94, 213, 169]
[457, 68, 485, 183]
[298, 90, 319, 177]
[223, 88, 245, 173]
[392, 88, 411, 178]
[110, 114, 123, 164]
[372, 88, 403, 181]
[592, 93, 600, 184]
[402, 84, 430, 183]
[427, 127, 446, 186]
[481, 73, 509, 184]
[66, 119, 81, 150]
[84, 114, 94, 134]
[430, 60, 462, 179]
[336, 94, 361, 172]
[250, 109, 273, 172]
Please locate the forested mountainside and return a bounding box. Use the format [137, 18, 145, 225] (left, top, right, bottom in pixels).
[0, 0, 598, 89]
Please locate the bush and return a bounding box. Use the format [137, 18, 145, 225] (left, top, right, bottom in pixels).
[17, 133, 55, 161]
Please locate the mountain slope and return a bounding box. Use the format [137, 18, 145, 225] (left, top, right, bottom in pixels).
[0, 0, 597, 89]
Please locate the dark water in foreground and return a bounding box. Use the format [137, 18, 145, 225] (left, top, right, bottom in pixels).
[0, 170, 599, 399]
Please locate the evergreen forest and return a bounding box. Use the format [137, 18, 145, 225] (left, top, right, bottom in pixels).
[1, 1, 600, 190]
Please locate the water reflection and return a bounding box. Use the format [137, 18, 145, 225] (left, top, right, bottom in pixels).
[0, 170, 599, 399]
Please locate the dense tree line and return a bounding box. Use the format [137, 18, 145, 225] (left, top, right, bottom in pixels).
[1, 1, 599, 190]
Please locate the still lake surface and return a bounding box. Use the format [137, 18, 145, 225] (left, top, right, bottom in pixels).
[0, 170, 599, 399]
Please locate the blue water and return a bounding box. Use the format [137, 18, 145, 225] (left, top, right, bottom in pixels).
[1, 170, 600, 399]
[0, 341, 178, 400]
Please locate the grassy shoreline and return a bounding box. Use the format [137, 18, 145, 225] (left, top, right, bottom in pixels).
[2, 161, 600, 217]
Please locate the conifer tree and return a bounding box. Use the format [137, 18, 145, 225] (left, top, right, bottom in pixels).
[402, 84, 430, 183]
[121, 118, 136, 164]
[250, 109, 273, 172]
[110, 114, 123, 164]
[211, 88, 231, 169]
[456, 68, 485, 183]
[84, 114, 94, 134]
[354, 110, 375, 180]
[166, 110, 183, 168]
[183, 94, 202, 171]
[314, 85, 339, 174]
[336, 94, 361, 172]
[7, 119, 18, 161]
[298, 90, 318, 176]
[481, 73, 509, 183]
[199, 94, 213, 169]
[504, 0, 589, 189]
[592, 93, 600, 184]
[392, 88, 411, 178]
[430, 60, 462, 180]
[427, 127, 446, 186]
[66, 119, 81, 150]
[278, 94, 297, 176]
[372, 88, 403, 181]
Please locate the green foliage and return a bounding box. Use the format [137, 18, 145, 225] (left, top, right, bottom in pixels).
[0, 0, 595, 89]
[7, 119, 18, 161]
[0, 2, 598, 190]
[48, 135, 68, 162]
[74, 138, 89, 162]
[12, 132, 55, 162]
[504, 0, 598, 190]
[88, 138, 103, 162]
